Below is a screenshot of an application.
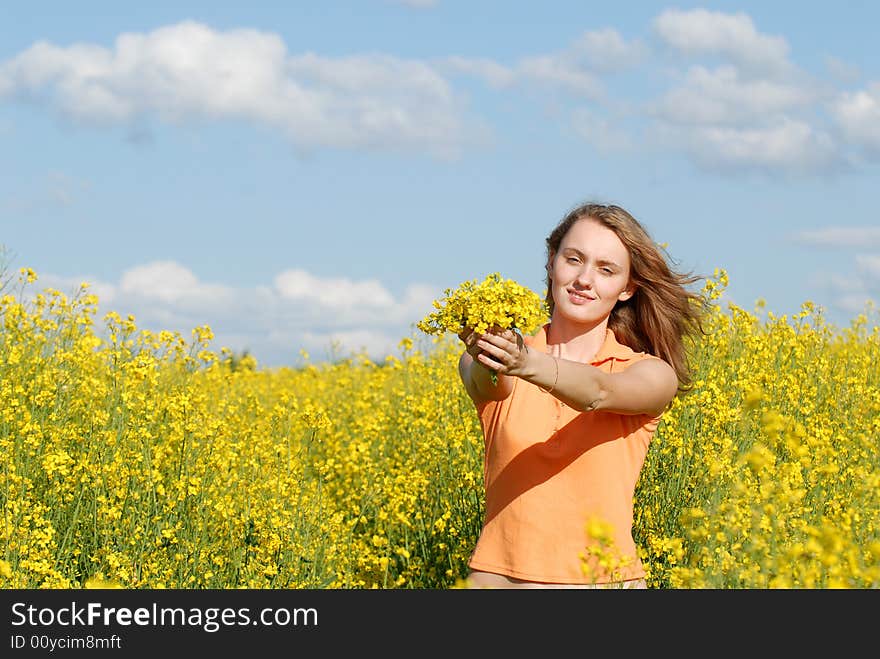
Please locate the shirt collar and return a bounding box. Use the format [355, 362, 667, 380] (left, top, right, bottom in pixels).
[532, 323, 637, 365]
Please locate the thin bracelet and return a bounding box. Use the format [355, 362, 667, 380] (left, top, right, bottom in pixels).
[538, 356, 559, 394]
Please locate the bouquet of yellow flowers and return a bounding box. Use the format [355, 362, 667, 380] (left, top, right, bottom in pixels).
[417, 272, 549, 337]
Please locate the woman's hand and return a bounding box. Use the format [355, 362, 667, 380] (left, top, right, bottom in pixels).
[458, 326, 530, 378]
[457, 326, 484, 360]
[457, 326, 517, 403]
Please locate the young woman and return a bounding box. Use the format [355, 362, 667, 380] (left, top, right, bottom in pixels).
[458, 202, 704, 588]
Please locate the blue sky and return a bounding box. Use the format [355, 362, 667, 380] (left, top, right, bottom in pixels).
[2, 1, 879, 367]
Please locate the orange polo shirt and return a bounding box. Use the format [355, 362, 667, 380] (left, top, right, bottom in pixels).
[467, 325, 663, 584]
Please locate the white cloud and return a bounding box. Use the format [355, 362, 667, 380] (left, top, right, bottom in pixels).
[300, 328, 401, 360]
[0, 21, 472, 158]
[516, 28, 643, 99]
[436, 13, 843, 176]
[438, 56, 516, 88]
[796, 236, 880, 320]
[0, 170, 91, 214]
[24, 261, 440, 366]
[274, 268, 395, 309]
[640, 9, 860, 175]
[571, 28, 647, 73]
[823, 272, 869, 293]
[830, 82, 880, 154]
[652, 65, 814, 126]
[837, 294, 876, 314]
[517, 54, 604, 99]
[47, 171, 90, 206]
[674, 118, 840, 174]
[120, 261, 231, 305]
[856, 254, 880, 280]
[808, 258, 880, 318]
[570, 107, 633, 153]
[824, 56, 861, 84]
[652, 8, 793, 75]
[792, 227, 880, 248]
[440, 28, 642, 101]
[2, 12, 870, 182]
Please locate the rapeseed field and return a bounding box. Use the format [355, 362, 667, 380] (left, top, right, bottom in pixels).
[1, 266, 878, 588]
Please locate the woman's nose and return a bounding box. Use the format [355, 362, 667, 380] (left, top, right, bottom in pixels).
[574, 268, 593, 288]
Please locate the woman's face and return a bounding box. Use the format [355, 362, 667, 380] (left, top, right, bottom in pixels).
[548, 218, 634, 327]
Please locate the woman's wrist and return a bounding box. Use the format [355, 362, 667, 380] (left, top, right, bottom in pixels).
[521, 349, 556, 392]
[537, 353, 559, 394]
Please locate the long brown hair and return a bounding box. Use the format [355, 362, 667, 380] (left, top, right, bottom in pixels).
[545, 202, 706, 391]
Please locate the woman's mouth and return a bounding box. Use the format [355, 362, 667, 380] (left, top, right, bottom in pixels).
[567, 289, 595, 304]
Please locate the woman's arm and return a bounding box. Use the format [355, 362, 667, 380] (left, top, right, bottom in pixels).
[457, 328, 514, 405]
[458, 350, 513, 404]
[472, 328, 679, 417]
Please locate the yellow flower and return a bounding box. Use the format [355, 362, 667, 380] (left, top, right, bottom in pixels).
[84, 573, 123, 589]
[417, 272, 548, 336]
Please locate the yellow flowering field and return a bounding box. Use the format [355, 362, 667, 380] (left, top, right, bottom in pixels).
[1, 266, 878, 589]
